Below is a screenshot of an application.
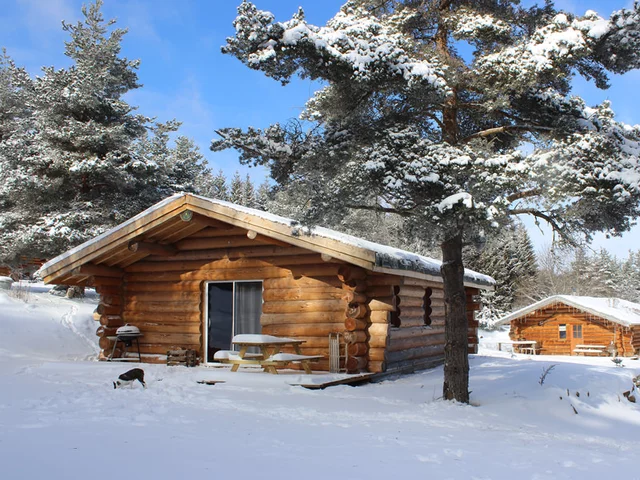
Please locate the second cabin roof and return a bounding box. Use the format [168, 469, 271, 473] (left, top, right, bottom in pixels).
[39, 193, 495, 288]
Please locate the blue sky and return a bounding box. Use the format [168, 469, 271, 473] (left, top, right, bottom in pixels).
[2, 0, 639, 257]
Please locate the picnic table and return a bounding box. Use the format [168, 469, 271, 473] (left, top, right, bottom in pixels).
[497, 340, 538, 355]
[573, 344, 608, 356]
[214, 334, 322, 374]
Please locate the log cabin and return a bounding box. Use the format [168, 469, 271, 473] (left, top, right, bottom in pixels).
[495, 295, 640, 356]
[39, 193, 494, 374]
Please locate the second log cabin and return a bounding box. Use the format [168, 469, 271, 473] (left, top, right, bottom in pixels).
[38, 193, 494, 374]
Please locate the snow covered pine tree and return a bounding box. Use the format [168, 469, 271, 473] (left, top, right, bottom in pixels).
[213, 1, 640, 403]
[0, 1, 208, 265]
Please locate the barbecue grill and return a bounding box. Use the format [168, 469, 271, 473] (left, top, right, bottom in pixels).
[108, 324, 143, 362]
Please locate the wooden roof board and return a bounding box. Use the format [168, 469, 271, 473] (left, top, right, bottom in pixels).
[40, 198, 190, 282]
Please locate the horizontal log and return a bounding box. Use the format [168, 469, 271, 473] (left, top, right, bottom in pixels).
[176, 236, 264, 251]
[96, 304, 122, 316]
[99, 336, 115, 350]
[343, 330, 367, 344]
[99, 315, 124, 327]
[94, 285, 122, 295]
[387, 333, 445, 352]
[430, 289, 445, 299]
[72, 263, 123, 278]
[284, 264, 341, 278]
[264, 323, 345, 337]
[402, 277, 445, 288]
[348, 342, 368, 356]
[346, 356, 368, 372]
[126, 323, 201, 334]
[262, 288, 354, 302]
[128, 241, 178, 256]
[384, 355, 444, 373]
[262, 299, 346, 314]
[93, 311, 101, 322]
[125, 267, 289, 283]
[368, 347, 386, 362]
[398, 306, 425, 318]
[369, 335, 388, 348]
[346, 303, 367, 319]
[343, 291, 368, 304]
[386, 344, 444, 364]
[344, 318, 368, 331]
[123, 312, 201, 323]
[388, 325, 443, 341]
[368, 360, 384, 373]
[99, 295, 122, 306]
[124, 281, 202, 293]
[123, 302, 200, 314]
[398, 286, 429, 298]
[125, 257, 272, 273]
[368, 297, 396, 311]
[88, 276, 122, 287]
[141, 332, 201, 345]
[397, 296, 424, 308]
[137, 344, 200, 355]
[189, 226, 246, 238]
[96, 326, 118, 337]
[149, 245, 307, 262]
[125, 291, 200, 303]
[260, 312, 346, 325]
[264, 276, 343, 290]
[368, 323, 389, 336]
[396, 316, 428, 328]
[370, 310, 390, 324]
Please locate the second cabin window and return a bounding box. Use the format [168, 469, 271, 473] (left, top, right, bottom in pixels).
[390, 285, 401, 327]
[423, 288, 432, 326]
[573, 324, 583, 339]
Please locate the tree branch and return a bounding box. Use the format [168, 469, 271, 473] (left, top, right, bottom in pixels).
[345, 203, 415, 217]
[461, 124, 555, 143]
[509, 208, 576, 245]
[505, 188, 542, 203]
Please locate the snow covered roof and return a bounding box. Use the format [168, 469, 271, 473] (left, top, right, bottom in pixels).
[40, 193, 494, 288]
[495, 295, 640, 327]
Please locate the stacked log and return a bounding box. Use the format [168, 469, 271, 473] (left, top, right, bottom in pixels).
[338, 266, 369, 373]
[466, 288, 480, 354]
[365, 278, 396, 373]
[92, 278, 124, 359]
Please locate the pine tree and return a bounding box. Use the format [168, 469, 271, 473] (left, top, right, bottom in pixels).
[229, 171, 246, 205]
[214, 1, 640, 402]
[243, 174, 257, 208]
[0, 1, 208, 264]
[198, 169, 230, 201]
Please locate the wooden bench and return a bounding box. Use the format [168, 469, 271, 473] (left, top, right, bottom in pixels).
[573, 345, 607, 356]
[213, 350, 322, 374]
[260, 353, 323, 375]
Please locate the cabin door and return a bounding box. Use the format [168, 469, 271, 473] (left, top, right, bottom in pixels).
[206, 281, 262, 362]
[570, 323, 583, 352]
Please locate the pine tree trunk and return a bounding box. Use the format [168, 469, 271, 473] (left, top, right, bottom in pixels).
[441, 234, 469, 403]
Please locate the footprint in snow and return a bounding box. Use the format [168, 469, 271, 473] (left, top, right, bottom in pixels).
[443, 448, 463, 459]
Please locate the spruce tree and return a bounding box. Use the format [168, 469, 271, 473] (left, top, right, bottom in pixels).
[214, 1, 640, 402]
[0, 1, 209, 264]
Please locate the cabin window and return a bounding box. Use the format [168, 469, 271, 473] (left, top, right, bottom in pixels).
[205, 281, 263, 362]
[558, 324, 567, 339]
[573, 325, 583, 339]
[423, 288, 432, 326]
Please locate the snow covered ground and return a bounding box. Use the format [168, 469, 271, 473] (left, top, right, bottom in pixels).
[1, 286, 640, 480]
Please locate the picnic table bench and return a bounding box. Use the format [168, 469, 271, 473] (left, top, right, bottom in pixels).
[573, 344, 608, 356]
[497, 340, 538, 355]
[214, 334, 322, 374]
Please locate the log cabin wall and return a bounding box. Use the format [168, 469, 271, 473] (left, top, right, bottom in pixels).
[365, 275, 481, 373]
[91, 223, 484, 370]
[631, 326, 640, 355]
[508, 304, 635, 356]
[93, 225, 374, 369]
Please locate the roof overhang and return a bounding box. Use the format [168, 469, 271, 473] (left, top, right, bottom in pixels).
[40, 193, 493, 289]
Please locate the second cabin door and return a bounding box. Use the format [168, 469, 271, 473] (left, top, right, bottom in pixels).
[206, 281, 262, 362]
